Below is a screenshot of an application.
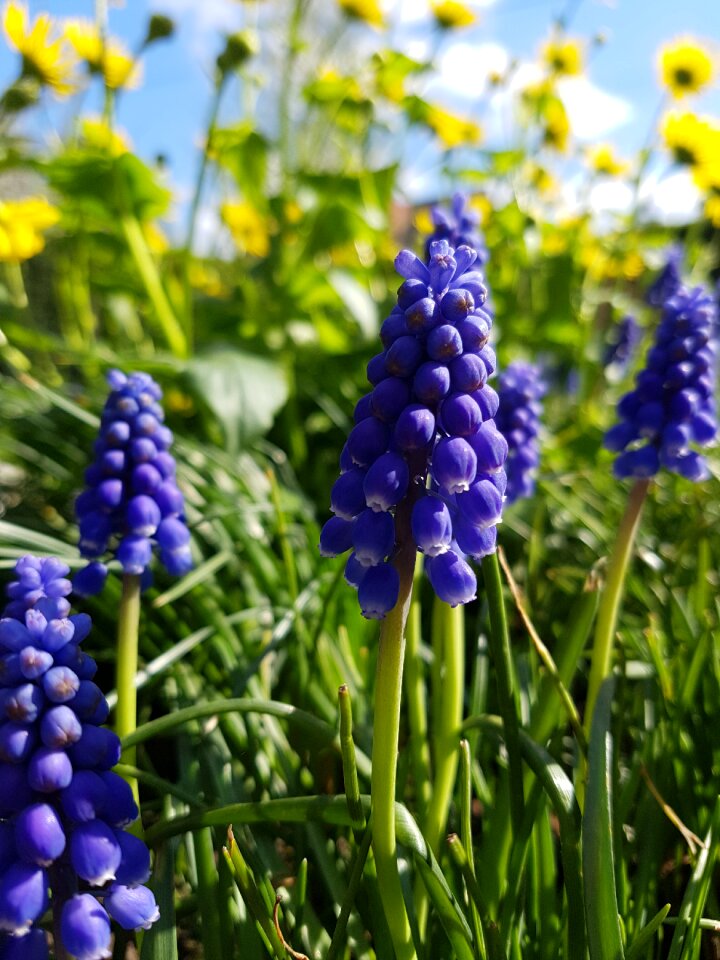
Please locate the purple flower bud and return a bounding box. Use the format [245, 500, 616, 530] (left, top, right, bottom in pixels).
[344, 553, 367, 589]
[357, 563, 400, 619]
[394, 405, 436, 452]
[397, 278, 428, 309]
[15, 804, 66, 866]
[2, 684, 44, 723]
[114, 832, 151, 886]
[18, 647, 53, 680]
[468, 423, 508, 473]
[441, 393, 482, 437]
[457, 479, 503, 528]
[70, 820, 122, 886]
[331, 469, 367, 521]
[319, 517, 355, 558]
[116, 536, 153, 575]
[61, 771, 109, 823]
[126, 496, 162, 537]
[371, 378, 411, 423]
[380, 312, 408, 348]
[40, 704, 83, 747]
[131, 464, 162, 495]
[130, 437, 157, 463]
[432, 438, 477, 494]
[28, 747, 73, 792]
[353, 394, 373, 423]
[154, 483, 185, 518]
[367, 352, 389, 385]
[346, 418, 390, 468]
[101, 449, 125, 474]
[386, 336, 423, 377]
[363, 453, 409, 512]
[449, 354, 486, 393]
[411, 497, 453, 557]
[69, 725, 121, 771]
[0, 620, 31, 653]
[0, 926, 49, 959]
[441, 288, 475, 322]
[60, 894, 112, 960]
[394, 249, 430, 283]
[156, 518, 190, 552]
[0, 863, 48, 935]
[0, 721, 36, 762]
[42, 666, 79, 704]
[427, 550, 477, 606]
[352, 509, 395, 566]
[413, 362, 451, 404]
[98, 772, 139, 827]
[105, 884, 160, 930]
[453, 517, 498, 560]
[96, 479, 123, 510]
[405, 297, 439, 334]
[427, 324, 463, 362]
[72, 563, 109, 598]
[70, 682, 109, 724]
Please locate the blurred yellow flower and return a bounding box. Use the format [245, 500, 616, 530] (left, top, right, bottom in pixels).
[337, 0, 383, 28]
[0, 196, 59, 262]
[80, 116, 130, 155]
[524, 162, 557, 195]
[659, 38, 714, 98]
[3, 0, 74, 96]
[468, 194, 492, 226]
[705, 195, 720, 226]
[540, 229, 567, 256]
[414, 208, 434, 235]
[587, 144, 629, 177]
[542, 36, 583, 76]
[188, 263, 229, 299]
[542, 100, 570, 152]
[65, 19, 141, 89]
[222, 201, 271, 258]
[426, 105, 482, 148]
[583, 245, 644, 282]
[143, 222, 168, 255]
[661, 110, 720, 168]
[431, 1, 476, 30]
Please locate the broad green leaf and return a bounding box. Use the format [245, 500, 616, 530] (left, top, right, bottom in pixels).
[185, 349, 289, 451]
[140, 842, 179, 960]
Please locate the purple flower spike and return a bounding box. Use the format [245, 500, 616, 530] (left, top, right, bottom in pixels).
[320, 237, 505, 616]
[495, 361, 546, 503]
[0, 556, 159, 954]
[75, 370, 192, 593]
[605, 279, 717, 481]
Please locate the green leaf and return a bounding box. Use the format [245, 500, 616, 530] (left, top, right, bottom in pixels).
[327, 270, 377, 339]
[626, 904, 670, 960]
[211, 124, 269, 204]
[140, 842, 179, 960]
[583, 678, 625, 960]
[185, 348, 289, 451]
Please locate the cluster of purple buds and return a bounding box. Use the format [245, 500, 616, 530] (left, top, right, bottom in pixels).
[74, 370, 192, 597]
[603, 314, 641, 372]
[0, 556, 158, 959]
[604, 284, 717, 480]
[425, 193, 489, 267]
[495, 362, 545, 503]
[320, 240, 507, 618]
[646, 247, 682, 308]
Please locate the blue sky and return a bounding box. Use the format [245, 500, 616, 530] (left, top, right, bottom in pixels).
[3, 0, 720, 233]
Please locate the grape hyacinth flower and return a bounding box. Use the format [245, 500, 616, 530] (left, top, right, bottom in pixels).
[603, 314, 641, 372]
[0, 556, 158, 959]
[495, 362, 546, 503]
[319, 239, 507, 618]
[604, 284, 717, 481]
[425, 192, 489, 266]
[74, 369, 192, 597]
[646, 246, 683, 308]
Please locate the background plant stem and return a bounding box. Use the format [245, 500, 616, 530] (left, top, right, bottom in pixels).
[116, 572, 142, 805]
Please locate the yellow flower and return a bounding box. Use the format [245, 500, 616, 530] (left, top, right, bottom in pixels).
[65, 19, 141, 89]
[221, 201, 271, 258]
[542, 100, 570, 152]
[431, 1, 476, 30]
[468, 194, 492, 225]
[143, 222, 168, 255]
[705, 195, 720, 226]
[542, 36, 583, 76]
[337, 0, 383, 28]
[659, 38, 714, 98]
[661, 110, 720, 168]
[0, 196, 59, 262]
[414, 208, 434, 235]
[79, 116, 130, 155]
[188, 263, 229, 299]
[587, 144, 629, 177]
[524, 162, 557, 195]
[2, 0, 75, 96]
[425, 105, 482, 148]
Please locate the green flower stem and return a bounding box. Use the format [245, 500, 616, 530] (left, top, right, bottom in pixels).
[371, 460, 425, 960]
[481, 551, 524, 835]
[425, 598, 464, 855]
[404, 574, 432, 825]
[120, 212, 188, 358]
[116, 573, 142, 804]
[339, 684, 365, 830]
[584, 478, 650, 734]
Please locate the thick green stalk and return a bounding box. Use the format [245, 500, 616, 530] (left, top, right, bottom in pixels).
[585, 478, 649, 733]
[120, 213, 188, 358]
[371, 457, 424, 960]
[116, 573, 142, 803]
[425, 599, 464, 855]
[404, 575, 432, 824]
[481, 552, 524, 835]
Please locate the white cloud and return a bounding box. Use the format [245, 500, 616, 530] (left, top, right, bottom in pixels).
[432, 40, 510, 100]
[396, 0, 498, 27]
[557, 76, 633, 141]
[151, 0, 243, 52]
[639, 169, 701, 225]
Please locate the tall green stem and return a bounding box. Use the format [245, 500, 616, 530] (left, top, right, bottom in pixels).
[585, 478, 650, 732]
[404, 575, 432, 824]
[371, 459, 424, 960]
[425, 599, 464, 854]
[481, 551, 524, 835]
[116, 573, 142, 804]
